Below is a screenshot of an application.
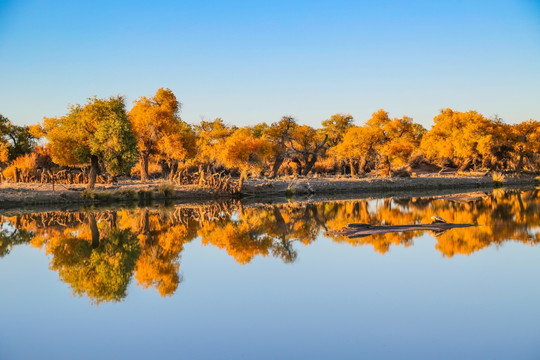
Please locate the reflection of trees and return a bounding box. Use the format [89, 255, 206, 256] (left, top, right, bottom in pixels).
[197, 203, 326, 264]
[130, 208, 197, 297]
[0, 222, 32, 258]
[325, 189, 540, 256]
[29, 212, 138, 304]
[0, 189, 539, 302]
[47, 213, 140, 304]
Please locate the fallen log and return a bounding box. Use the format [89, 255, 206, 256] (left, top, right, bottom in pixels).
[327, 217, 477, 238]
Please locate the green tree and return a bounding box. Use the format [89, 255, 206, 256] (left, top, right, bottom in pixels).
[0, 114, 36, 162]
[43, 96, 138, 189]
[46, 213, 140, 304]
[319, 113, 354, 148]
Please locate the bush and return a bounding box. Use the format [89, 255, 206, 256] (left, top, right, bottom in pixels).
[158, 183, 175, 197]
[130, 160, 162, 178]
[2, 153, 37, 181]
[82, 189, 96, 199]
[82, 189, 112, 201]
[492, 172, 506, 187]
[138, 189, 153, 202]
[114, 188, 137, 201]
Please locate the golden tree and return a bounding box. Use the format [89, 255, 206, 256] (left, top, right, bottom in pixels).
[510, 119, 540, 171]
[331, 125, 379, 175]
[380, 116, 425, 171]
[264, 116, 298, 177]
[217, 128, 272, 188]
[129, 88, 191, 181]
[288, 125, 328, 176]
[421, 108, 507, 170]
[195, 118, 235, 168]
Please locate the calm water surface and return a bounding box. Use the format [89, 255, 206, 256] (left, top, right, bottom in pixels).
[1, 189, 539, 359]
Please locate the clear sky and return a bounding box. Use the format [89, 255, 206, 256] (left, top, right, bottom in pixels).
[1, 0, 539, 129]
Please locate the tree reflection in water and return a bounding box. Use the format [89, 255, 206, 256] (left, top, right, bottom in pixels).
[0, 189, 538, 303]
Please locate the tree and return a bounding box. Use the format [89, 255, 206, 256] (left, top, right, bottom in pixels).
[0, 114, 36, 163]
[510, 120, 540, 171]
[195, 118, 235, 168]
[379, 116, 425, 171]
[331, 125, 380, 175]
[218, 128, 272, 187]
[156, 120, 198, 180]
[319, 113, 354, 148]
[129, 88, 190, 181]
[264, 116, 298, 177]
[248, 122, 269, 138]
[421, 108, 499, 170]
[43, 96, 137, 189]
[288, 125, 328, 176]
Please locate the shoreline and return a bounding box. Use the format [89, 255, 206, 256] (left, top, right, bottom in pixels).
[0, 174, 537, 211]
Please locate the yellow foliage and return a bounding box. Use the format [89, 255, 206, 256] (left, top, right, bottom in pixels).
[0, 141, 9, 163]
[2, 153, 37, 180]
[218, 128, 272, 174]
[195, 118, 235, 164]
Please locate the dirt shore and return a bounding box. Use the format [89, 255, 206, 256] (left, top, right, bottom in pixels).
[0, 174, 537, 210]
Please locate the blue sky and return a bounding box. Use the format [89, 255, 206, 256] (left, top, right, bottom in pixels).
[0, 0, 539, 128]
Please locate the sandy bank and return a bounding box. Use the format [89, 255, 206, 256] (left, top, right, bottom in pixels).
[0, 174, 536, 210]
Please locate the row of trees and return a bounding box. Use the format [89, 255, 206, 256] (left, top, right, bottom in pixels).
[1, 88, 539, 188]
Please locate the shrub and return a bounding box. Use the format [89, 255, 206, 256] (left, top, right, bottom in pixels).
[2, 153, 37, 181]
[158, 183, 175, 197]
[138, 189, 153, 202]
[82, 189, 112, 201]
[82, 189, 96, 199]
[492, 172, 506, 187]
[114, 188, 137, 201]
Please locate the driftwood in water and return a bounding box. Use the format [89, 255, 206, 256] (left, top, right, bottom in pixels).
[327, 219, 477, 238]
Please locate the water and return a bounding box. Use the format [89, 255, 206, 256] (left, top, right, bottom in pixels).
[0, 189, 539, 359]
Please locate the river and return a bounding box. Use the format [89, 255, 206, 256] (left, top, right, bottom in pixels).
[1, 188, 539, 359]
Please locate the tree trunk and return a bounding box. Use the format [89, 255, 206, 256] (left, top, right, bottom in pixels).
[87, 155, 99, 190]
[140, 151, 149, 181]
[291, 158, 302, 176]
[303, 154, 317, 176]
[271, 155, 285, 178]
[516, 154, 524, 173]
[237, 170, 247, 193]
[359, 157, 367, 173]
[159, 160, 169, 178]
[168, 161, 178, 182]
[89, 213, 100, 248]
[138, 209, 151, 245]
[349, 159, 357, 176]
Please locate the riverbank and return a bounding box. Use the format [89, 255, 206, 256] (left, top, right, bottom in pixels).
[0, 174, 537, 209]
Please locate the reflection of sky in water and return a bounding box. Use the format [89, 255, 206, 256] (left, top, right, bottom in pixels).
[2, 235, 539, 359]
[0, 191, 539, 359]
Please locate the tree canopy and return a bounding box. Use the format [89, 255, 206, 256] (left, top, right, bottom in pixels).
[43, 96, 138, 188]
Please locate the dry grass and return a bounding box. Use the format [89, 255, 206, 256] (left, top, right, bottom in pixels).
[492, 172, 506, 186]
